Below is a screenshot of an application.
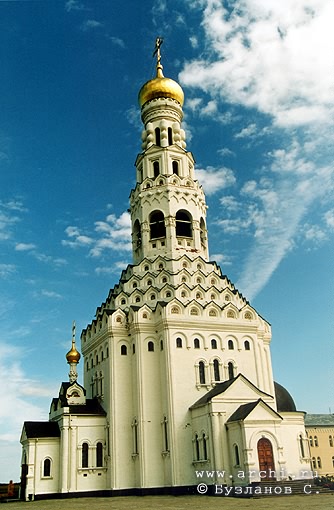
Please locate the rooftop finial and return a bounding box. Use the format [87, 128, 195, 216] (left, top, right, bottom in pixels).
[153, 37, 164, 78]
[66, 320, 81, 382]
[72, 320, 76, 344]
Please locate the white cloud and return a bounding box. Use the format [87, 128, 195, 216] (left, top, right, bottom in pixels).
[301, 224, 327, 244]
[324, 210, 334, 230]
[65, 0, 88, 12]
[180, 0, 334, 128]
[189, 35, 199, 48]
[15, 242, 36, 251]
[235, 140, 334, 299]
[0, 264, 16, 279]
[40, 290, 63, 299]
[195, 166, 236, 195]
[210, 252, 233, 266]
[235, 123, 257, 139]
[186, 97, 202, 112]
[62, 210, 132, 258]
[0, 343, 47, 434]
[107, 36, 125, 48]
[0, 342, 55, 479]
[81, 19, 103, 31]
[0, 211, 19, 240]
[218, 147, 235, 158]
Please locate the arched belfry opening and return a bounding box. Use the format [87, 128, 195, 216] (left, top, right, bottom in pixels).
[176, 210, 192, 238]
[133, 219, 141, 249]
[150, 211, 166, 239]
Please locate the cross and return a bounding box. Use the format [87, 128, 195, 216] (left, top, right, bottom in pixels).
[153, 37, 163, 64]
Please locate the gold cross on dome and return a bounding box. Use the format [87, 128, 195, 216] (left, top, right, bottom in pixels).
[153, 37, 163, 64]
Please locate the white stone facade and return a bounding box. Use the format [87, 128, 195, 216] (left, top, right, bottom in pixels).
[20, 55, 311, 499]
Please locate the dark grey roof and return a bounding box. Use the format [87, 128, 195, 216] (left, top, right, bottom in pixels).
[69, 399, 106, 415]
[190, 374, 273, 409]
[23, 421, 60, 438]
[190, 378, 236, 409]
[51, 394, 106, 415]
[305, 414, 334, 426]
[227, 399, 282, 423]
[274, 382, 297, 412]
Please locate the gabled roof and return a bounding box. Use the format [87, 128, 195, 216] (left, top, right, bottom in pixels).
[190, 374, 273, 410]
[23, 421, 60, 438]
[227, 399, 282, 422]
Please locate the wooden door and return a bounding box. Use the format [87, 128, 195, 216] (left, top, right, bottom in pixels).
[257, 438, 276, 480]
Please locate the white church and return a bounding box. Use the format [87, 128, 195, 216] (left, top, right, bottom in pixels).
[20, 42, 312, 500]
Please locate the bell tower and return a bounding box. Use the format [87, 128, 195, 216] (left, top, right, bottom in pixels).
[130, 39, 209, 264]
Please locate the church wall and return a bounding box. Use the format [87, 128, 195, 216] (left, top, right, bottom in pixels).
[279, 413, 312, 479]
[22, 438, 60, 499]
[110, 334, 134, 489]
[68, 415, 107, 492]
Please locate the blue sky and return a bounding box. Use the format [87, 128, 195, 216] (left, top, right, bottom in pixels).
[0, 0, 333, 481]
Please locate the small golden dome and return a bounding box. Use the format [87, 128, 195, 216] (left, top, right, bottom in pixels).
[138, 64, 184, 108]
[66, 341, 81, 364]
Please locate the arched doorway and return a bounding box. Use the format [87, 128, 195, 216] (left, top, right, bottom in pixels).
[257, 438, 276, 480]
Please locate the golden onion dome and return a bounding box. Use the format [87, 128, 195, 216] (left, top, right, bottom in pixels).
[138, 63, 184, 108]
[66, 340, 81, 364]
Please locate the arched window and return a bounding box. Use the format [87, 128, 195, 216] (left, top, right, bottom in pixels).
[163, 416, 169, 452]
[96, 442, 103, 467]
[132, 419, 138, 455]
[199, 361, 206, 384]
[176, 337, 182, 348]
[148, 341, 154, 352]
[121, 344, 127, 356]
[194, 338, 200, 349]
[153, 161, 160, 178]
[329, 435, 333, 447]
[132, 343, 135, 354]
[155, 127, 161, 146]
[244, 340, 250, 350]
[172, 161, 179, 175]
[160, 340, 163, 351]
[299, 435, 305, 458]
[168, 127, 173, 145]
[150, 211, 166, 239]
[228, 362, 234, 380]
[314, 436, 318, 447]
[211, 339, 217, 349]
[234, 444, 240, 466]
[213, 359, 220, 381]
[317, 457, 322, 468]
[82, 442, 89, 468]
[195, 434, 200, 461]
[228, 339, 234, 350]
[332, 456, 334, 467]
[176, 210, 192, 238]
[203, 433, 208, 460]
[311, 457, 317, 469]
[309, 436, 313, 447]
[133, 219, 141, 248]
[43, 458, 51, 477]
[200, 218, 206, 246]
